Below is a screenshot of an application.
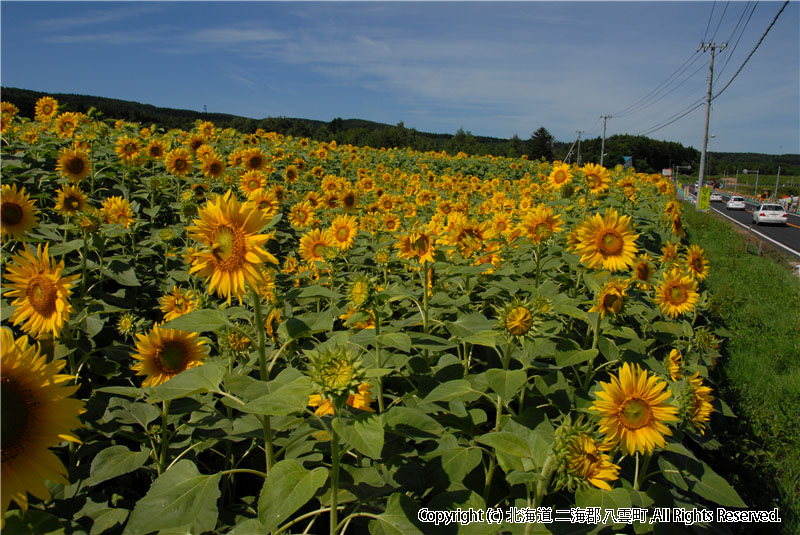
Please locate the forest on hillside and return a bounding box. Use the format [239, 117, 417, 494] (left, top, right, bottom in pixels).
[3, 86, 798, 175]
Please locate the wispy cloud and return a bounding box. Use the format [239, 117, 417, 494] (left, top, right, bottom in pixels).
[37, 5, 162, 29]
[46, 27, 169, 45]
[185, 27, 286, 44]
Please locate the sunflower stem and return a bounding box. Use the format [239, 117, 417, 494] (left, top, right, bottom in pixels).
[583, 313, 601, 391]
[634, 453, 651, 491]
[373, 307, 385, 413]
[80, 232, 89, 300]
[533, 453, 556, 509]
[251, 287, 274, 473]
[633, 452, 640, 490]
[330, 419, 341, 535]
[158, 400, 171, 475]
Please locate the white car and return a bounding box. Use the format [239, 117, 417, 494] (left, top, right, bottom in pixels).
[727, 196, 746, 210]
[710, 192, 723, 202]
[752, 204, 789, 226]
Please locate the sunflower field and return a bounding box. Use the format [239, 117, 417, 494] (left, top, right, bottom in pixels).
[0, 98, 750, 535]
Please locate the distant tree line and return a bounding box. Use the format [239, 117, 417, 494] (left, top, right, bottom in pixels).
[3, 86, 796, 175]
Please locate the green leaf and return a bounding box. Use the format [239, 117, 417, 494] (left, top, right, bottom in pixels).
[242, 376, 312, 416]
[2, 509, 64, 535]
[475, 432, 533, 459]
[89, 508, 129, 535]
[149, 361, 226, 402]
[382, 406, 445, 439]
[333, 412, 384, 459]
[485, 369, 527, 402]
[555, 348, 598, 368]
[575, 486, 632, 512]
[123, 460, 221, 535]
[48, 239, 84, 257]
[437, 447, 483, 482]
[408, 332, 457, 350]
[371, 493, 424, 535]
[88, 446, 150, 485]
[258, 459, 328, 532]
[229, 519, 266, 535]
[445, 312, 495, 339]
[425, 380, 476, 403]
[377, 332, 412, 353]
[103, 259, 140, 287]
[159, 309, 230, 332]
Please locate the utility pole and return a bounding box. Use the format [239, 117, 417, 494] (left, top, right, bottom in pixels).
[600, 115, 612, 167]
[576, 131, 583, 166]
[696, 41, 727, 208]
[775, 166, 781, 199]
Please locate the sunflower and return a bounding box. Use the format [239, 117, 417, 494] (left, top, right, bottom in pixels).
[660, 241, 679, 264]
[185, 133, 207, 153]
[1, 183, 39, 241]
[666, 349, 682, 381]
[101, 196, 135, 228]
[3, 244, 78, 339]
[187, 190, 278, 304]
[395, 229, 436, 264]
[683, 373, 714, 434]
[165, 148, 194, 177]
[308, 383, 375, 416]
[630, 253, 655, 288]
[284, 165, 299, 183]
[592, 362, 678, 455]
[53, 112, 80, 137]
[589, 278, 629, 318]
[115, 135, 141, 164]
[145, 139, 167, 160]
[266, 307, 282, 342]
[582, 163, 611, 195]
[565, 433, 620, 491]
[340, 189, 358, 211]
[54, 184, 88, 216]
[498, 300, 538, 338]
[56, 148, 91, 182]
[654, 268, 699, 318]
[683, 244, 709, 282]
[131, 326, 209, 387]
[34, 96, 59, 121]
[299, 227, 336, 265]
[382, 213, 401, 233]
[0, 329, 84, 518]
[201, 153, 226, 180]
[241, 147, 268, 171]
[329, 214, 359, 250]
[248, 188, 280, 217]
[197, 121, 215, 137]
[289, 201, 316, 229]
[239, 170, 267, 196]
[160, 286, 199, 322]
[520, 204, 564, 245]
[548, 162, 573, 190]
[572, 208, 639, 272]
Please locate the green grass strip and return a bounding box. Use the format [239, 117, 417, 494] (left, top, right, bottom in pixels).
[683, 206, 800, 533]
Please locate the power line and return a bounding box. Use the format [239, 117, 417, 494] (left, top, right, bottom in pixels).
[702, 1, 717, 43]
[709, 1, 731, 43]
[616, 57, 709, 120]
[716, 1, 758, 81]
[713, 0, 789, 100]
[611, 50, 704, 118]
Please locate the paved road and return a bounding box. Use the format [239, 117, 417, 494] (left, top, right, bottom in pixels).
[687, 190, 800, 258]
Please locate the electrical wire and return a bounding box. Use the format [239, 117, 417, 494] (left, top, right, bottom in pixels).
[702, 1, 717, 43]
[713, 0, 789, 99]
[716, 2, 758, 82]
[611, 51, 704, 118]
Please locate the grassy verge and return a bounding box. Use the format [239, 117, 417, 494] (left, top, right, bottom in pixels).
[683, 206, 800, 533]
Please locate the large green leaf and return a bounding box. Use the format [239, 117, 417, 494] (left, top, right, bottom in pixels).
[425, 380, 478, 403]
[258, 459, 329, 532]
[475, 432, 533, 459]
[377, 332, 413, 353]
[370, 493, 424, 535]
[159, 309, 230, 332]
[382, 406, 445, 439]
[148, 361, 226, 402]
[575, 486, 632, 512]
[333, 412, 384, 459]
[242, 375, 312, 416]
[124, 460, 221, 535]
[555, 348, 598, 368]
[437, 446, 483, 482]
[485, 369, 527, 402]
[88, 445, 151, 485]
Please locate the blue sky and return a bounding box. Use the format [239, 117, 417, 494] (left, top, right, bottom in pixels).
[2, 1, 798, 154]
